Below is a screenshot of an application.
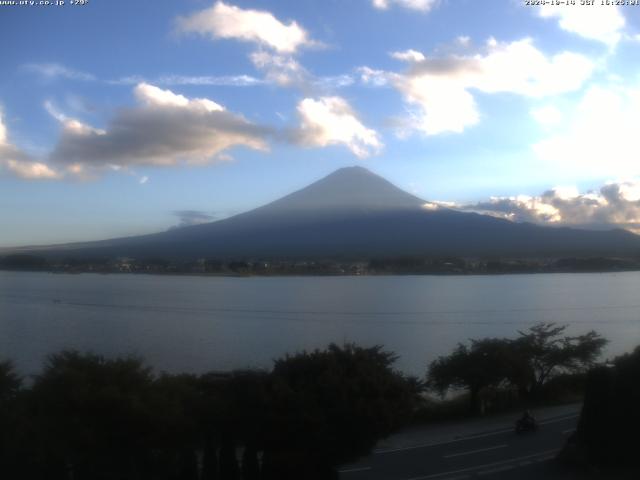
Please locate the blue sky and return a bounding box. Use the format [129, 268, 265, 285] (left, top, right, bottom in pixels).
[2, 0, 640, 246]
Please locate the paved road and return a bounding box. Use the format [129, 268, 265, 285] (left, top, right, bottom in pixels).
[339, 410, 579, 480]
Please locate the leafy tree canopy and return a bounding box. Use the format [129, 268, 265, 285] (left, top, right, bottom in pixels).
[513, 323, 608, 395]
[427, 323, 607, 412]
[0, 360, 21, 403]
[265, 343, 421, 470]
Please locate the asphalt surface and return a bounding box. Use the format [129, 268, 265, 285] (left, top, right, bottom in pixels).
[339, 411, 579, 480]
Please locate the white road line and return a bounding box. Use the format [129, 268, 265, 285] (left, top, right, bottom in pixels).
[404, 448, 560, 480]
[478, 465, 514, 476]
[562, 428, 576, 435]
[444, 444, 507, 459]
[533, 455, 556, 463]
[539, 414, 579, 426]
[375, 414, 578, 455]
[375, 429, 511, 454]
[338, 466, 372, 474]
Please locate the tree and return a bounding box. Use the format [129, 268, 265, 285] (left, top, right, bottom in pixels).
[27, 351, 158, 480]
[0, 361, 21, 403]
[427, 324, 608, 414]
[427, 338, 513, 414]
[0, 361, 22, 476]
[197, 370, 270, 480]
[147, 373, 204, 480]
[262, 343, 420, 479]
[0, 254, 47, 270]
[512, 323, 607, 398]
[568, 345, 640, 468]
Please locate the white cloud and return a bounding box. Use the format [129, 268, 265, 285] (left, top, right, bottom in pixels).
[462, 195, 563, 224]
[22, 63, 95, 81]
[314, 74, 355, 90]
[457, 180, 640, 234]
[364, 37, 595, 136]
[3, 158, 60, 180]
[358, 66, 391, 87]
[49, 83, 270, 169]
[0, 114, 6, 143]
[134, 82, 223, 110]
[45, 100, 107, 137]
[456, 36, 471, 47]
[470, 39, 594, 96]
[533, 85, 640, 179]
[0, 110, 60, 180]
[158, 74, 263, 86]
[176, 1, 314, 53]
[250, 51, 309, 87]
[397, 71, 479, 135]
[28, 67, 264, 87]
[175, 3, 339, 94]
[110, 74, 264, 87]
[530, 104, 563, 126]
[391, 49, 426, 62]
[249, 51, 354, 92]
[294, 96, 382, 158]
[372, 0, 438, 12]
[107, 75, 147, 86]
[172, 210, 217, 228]
[139, 175, 149, 185]
[538, 4, 625, 46]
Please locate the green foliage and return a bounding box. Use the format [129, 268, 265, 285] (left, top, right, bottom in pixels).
[0, 345, 419, 480]
[427, 323, 608, 413]
[573, 346, 640, 467]
[513, 323, 607, 396]
[0, 360, 22, 474]
[0, 254, 48, 270]
[262, 344, 421, 478]
[428, 338, 514, 413]
[28, 351, 158, 479]
[0, 360, 21, 403]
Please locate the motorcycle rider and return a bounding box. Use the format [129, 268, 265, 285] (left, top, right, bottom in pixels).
[517, 409, 538, 432]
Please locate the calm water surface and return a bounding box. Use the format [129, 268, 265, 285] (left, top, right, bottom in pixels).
[1, 271, 639, 376]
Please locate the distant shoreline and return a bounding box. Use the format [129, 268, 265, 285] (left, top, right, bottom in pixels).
[2, 265, 640, 278]
[3, 253, 640, 277]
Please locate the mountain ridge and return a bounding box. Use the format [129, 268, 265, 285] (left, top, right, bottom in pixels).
[6, 167, 640, 260]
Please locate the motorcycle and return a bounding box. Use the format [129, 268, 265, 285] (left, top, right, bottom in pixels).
[515, 416, 539, 433]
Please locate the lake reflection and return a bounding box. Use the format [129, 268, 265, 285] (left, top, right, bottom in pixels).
[1, 271, 639, 376]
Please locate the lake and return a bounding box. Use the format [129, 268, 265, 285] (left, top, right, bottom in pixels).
[1, 271, 639, 377]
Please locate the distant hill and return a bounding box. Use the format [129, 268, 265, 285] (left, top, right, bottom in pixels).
[8, 166, 640, 260]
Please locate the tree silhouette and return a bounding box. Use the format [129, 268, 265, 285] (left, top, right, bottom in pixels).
[427, 324, 608, 412]
[263, 343, 420, 479]
[0, 361, 23, 476]
[570, 346, 640, 468]
[148, 373, 204, 479]
[0, 345, 421, 479]
[427, 338, 513, 414]
[0, 360, 20, 403]
[200, 370, 270, 480]
[26, 351, 157, 480]
[512, 323, 607, 398]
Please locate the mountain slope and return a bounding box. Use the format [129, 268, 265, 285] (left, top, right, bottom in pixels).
[10, 166, 640, 260]
[256, 166, 426, 214]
